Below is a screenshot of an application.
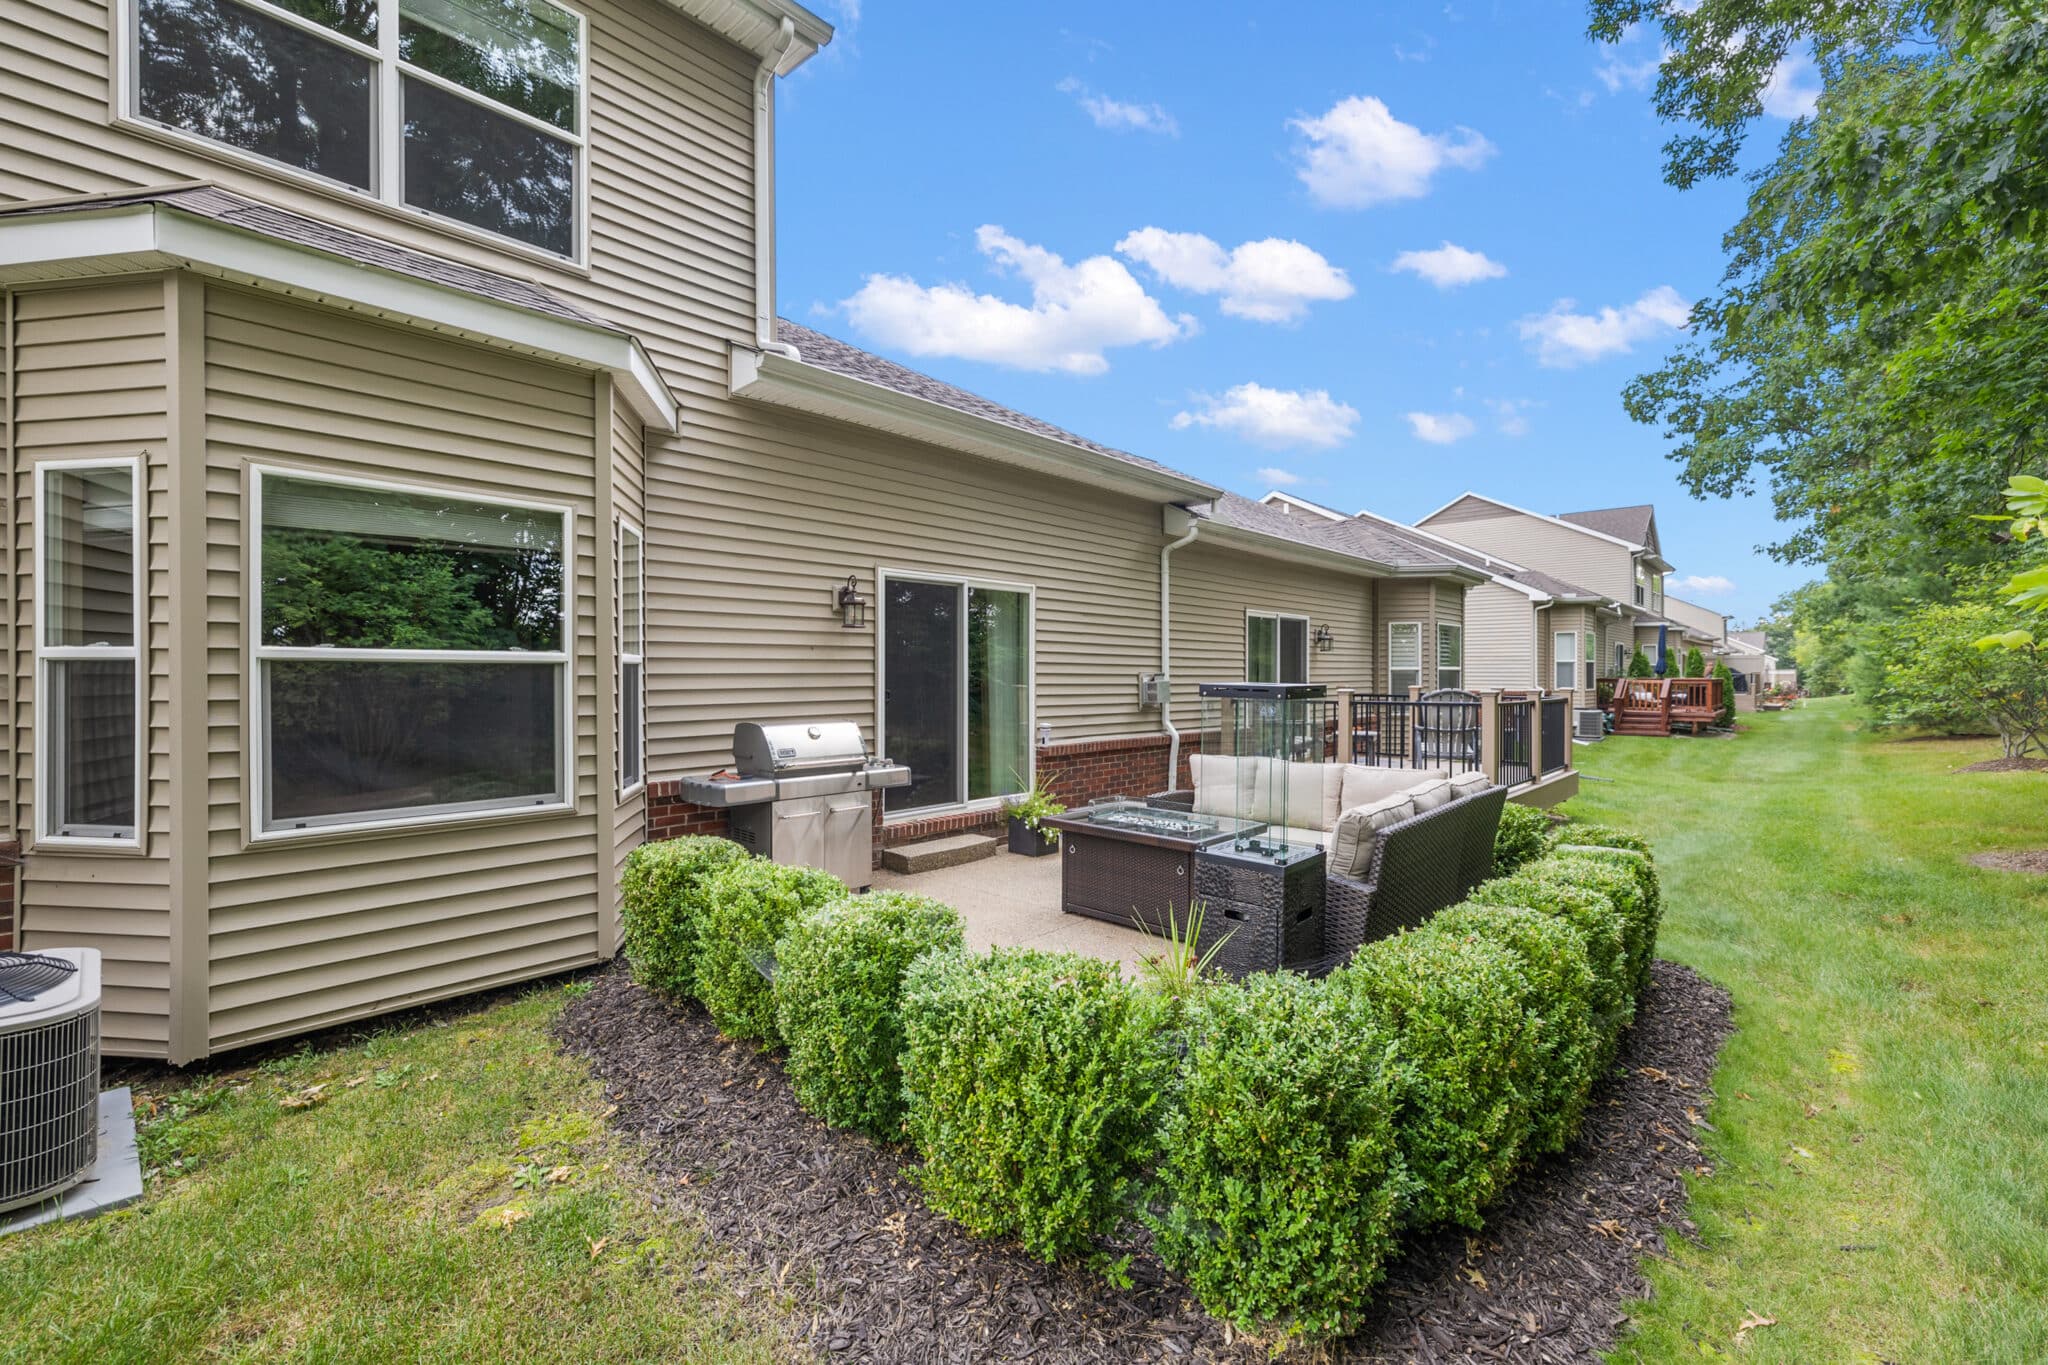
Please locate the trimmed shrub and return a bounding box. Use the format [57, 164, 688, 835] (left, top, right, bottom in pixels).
[695, 860, 847, 1042]
[772, 891, 964, 1139]
[900, 948, 1168, 1262]
[1468, 868, 1633, 1045]
[1334, 929, 1543, 1229]
[1146, 972, 1412, 1342]
[1429, 904, 1600, 1153]
[1545, 848, 1660, 994]
[1492, 802, 1553, 878]
[1548, 822, 1652, 858]
[617, 836, 749, 999]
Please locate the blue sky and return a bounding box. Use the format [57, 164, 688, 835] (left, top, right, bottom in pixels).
[774, 2, 1814, 626]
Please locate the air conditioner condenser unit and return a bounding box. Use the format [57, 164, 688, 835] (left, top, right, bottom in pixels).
[1574, 708, 1608, 742]
[1, 948, 103, 1216]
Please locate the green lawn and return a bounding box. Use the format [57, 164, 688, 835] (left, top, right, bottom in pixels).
[0, 986, 797, 1364]
[1571, 700, 2048, 1364]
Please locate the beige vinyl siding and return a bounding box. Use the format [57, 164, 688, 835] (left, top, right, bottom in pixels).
[611, 393, 645, 882]
[7, 278, 172, 1055]
[1417, 505, 1634, 605]
[1461, 582, 1537, 691]
[1372, 579, 1439, 693]
[1662, 595, 1728, 643]
[1165, 542, 1374, 729]
[196, 286, 605, 1053]
[1538, 604, 1605, 706]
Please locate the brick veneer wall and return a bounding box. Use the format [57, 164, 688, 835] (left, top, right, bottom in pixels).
[0, 842, 17, 951]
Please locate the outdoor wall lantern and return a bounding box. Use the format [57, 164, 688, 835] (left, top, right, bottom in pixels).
[835, 575, 869, 629]
[1312, 624, 1335, 652]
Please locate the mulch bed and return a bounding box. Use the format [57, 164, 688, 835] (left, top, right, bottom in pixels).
[1958, 756, 2048, 773]
[558, 960, 1732, 1364]
[1968, 849, 2048, 874]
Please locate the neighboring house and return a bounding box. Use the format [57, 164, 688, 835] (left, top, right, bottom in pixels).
[0, 0, 1492, 1058]
[1724, 630, 1782, 706]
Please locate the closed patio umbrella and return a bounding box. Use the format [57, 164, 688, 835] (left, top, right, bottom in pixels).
[1654, 623, 1669, 676]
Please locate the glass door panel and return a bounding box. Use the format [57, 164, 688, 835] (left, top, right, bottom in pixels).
[884, 578, 960, 812]
[968, 587, 1029, 800]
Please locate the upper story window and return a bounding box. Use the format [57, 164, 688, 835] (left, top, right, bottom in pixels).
[1633, 562, 1649, 606]
[130, 0, 585, 258]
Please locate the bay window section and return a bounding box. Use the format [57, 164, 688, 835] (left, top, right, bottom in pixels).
[1436, 623, 1463, 691]
[38, 463, 143, 844]
[1387, 622, 1421, 694]
[618, 522, 644, 795]
[130, 0, 585, 257]
[254, 469, 568, 834]
[1553, 632, 1578, 692]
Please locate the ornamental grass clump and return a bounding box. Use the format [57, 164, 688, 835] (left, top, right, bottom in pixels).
[1428, 904, 1601, 1154]
[694, 860, 846, 1043]
[1491, 802, 1554, 878]
[617, 836, 749, 1000]
[1468, 867, 1633, 1044]
[1145, 971, 1412, 1343]
[899, 948, 1169, 1263]
[771, 891, 964, 1140]
[1334, 929, 1544, 1229]
[1541, 850, 1658, 996]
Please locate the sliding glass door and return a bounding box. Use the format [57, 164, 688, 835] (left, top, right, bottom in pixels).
[882, 573, 1032, 815]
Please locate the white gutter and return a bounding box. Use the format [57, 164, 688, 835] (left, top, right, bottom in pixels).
[1160, 506, 1202, 782]
[752, 18, 802, 360]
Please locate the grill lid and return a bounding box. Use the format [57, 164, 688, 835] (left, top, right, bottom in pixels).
[732, 721, 870, 777]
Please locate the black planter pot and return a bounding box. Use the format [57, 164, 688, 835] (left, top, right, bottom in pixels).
[1007, 816, 1058, 857]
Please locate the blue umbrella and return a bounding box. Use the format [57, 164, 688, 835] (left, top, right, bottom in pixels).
[1654, 623, 1669, 676]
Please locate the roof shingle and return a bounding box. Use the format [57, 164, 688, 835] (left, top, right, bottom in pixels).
[1557, 504, 1655, 546]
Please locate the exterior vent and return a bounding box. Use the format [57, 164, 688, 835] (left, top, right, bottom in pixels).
[1, 948, 103, 1216]
[1573, 708, 1607, 742]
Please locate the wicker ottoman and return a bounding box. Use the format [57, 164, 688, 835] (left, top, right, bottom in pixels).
[1192, 845, 1327, 978]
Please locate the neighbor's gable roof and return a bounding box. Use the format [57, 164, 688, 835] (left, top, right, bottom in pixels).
[1257, 490, 1350, 522]
[1417, 490, 1649, 553]
[1195, 493, 1490, 582]
[1558, 504, 1657, 548]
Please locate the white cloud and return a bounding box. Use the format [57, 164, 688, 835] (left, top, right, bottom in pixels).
[1516, 285, 1691, 368]
[1115, 228, 1354, 324]
[1171, 383, 1360, 450]
[1058, 78, 1178, 135]
[1390, 241, 1506, 289]
[1404, 411, 1477, 444]
[1596, 49, 1663, 93]
[1484, 397, 1533, 437]
[840, 226, 1196, 376]
[1674, 573, 1736, 597]
[1289, 95, 1494, 208]
[1257, 466, 1303, 487]
[1760, 53, 1821, 118]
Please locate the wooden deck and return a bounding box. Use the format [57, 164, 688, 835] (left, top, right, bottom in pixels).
[1610, 676, 1723, 736]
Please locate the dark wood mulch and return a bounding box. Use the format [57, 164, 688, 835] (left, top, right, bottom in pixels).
[1968, 848, 2048, 873]
[1958, 756, 2048, 773]
[557, 959, 1732, 1364]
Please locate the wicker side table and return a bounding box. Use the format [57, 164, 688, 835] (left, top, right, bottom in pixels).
[1192, 845, 1327, 978]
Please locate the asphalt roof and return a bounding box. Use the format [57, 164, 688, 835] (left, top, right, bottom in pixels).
[0, 185, 606, 327]
[1557, 503, 1656, 546]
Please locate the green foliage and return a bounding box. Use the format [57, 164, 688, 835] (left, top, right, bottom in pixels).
[1627, 646, 1654, 679]
[1469, 866, 1633, 1041]
[1134, 901, 1233, 1009]
[1867, 596, 2048, 758]
[1492, 802, 1553, 879]
[1145, 972, 1412, 1342]
[1004, 768, 1066, 836]
[1552, 822, 1653, 858]
[1541, 851, 1660, 998]
[1334, 930, 1543, 1229]
[617, 837, 749, 1000]
[1979, 474, 2048, 649]
[771, 891, 964, 1140]
[1430, 904, 1601, 1154]
[1683, 645, 1706, 679]
[899, 949, 1168, 1262]
[1713, 661, 1738, 725]
[694, 861, 847, 1043]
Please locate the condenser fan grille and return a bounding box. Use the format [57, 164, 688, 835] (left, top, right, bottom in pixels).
[0, 951, 79, 1004]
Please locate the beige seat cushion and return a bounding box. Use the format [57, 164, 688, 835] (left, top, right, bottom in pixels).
[1267, 760, 1344, 832]
[1329, 795, 1415, 877]
[1407, 778, 1455, 813]
[1339, 764, 1448, 814]
[1190, 754, 1257, 819]
[1447, 770, 1492, 799]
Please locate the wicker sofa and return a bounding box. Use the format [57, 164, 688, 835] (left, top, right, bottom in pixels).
[1314, 783, 1507, 973]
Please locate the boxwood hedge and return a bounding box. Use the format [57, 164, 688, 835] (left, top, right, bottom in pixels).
[617, 835, 750, 1000]
[1491, 802, 1553, 878]
[899, 948, 1169, 1262]
[694, 859, 847, 1043]
[1542, 850, 1658, 996]
[1549, 822, 1653, 858]
[1334, 928, 1543, 1229]
[1146, 971, 1412, 1342]
[1467, 864, 1633, 1041]
[772, 891, 964, 1139]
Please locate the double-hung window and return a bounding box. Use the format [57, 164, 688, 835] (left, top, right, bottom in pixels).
[252, 468, 570, 835]
[129, 0, 586, 257]
[1245, 612, 1309, 684]
[618, 521, 644, 795]
[1552, 631, 1577, 692]
[1633, 563, 1649, 606]
[1387, 621, 1422, 694]
[1436, 623, 1463, 690]
[37, 461, 144, 845]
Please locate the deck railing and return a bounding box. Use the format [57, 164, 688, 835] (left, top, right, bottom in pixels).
[1496, 696, 1534, 788]
[1540, 695, 1569, 773]
[1348, 692, 1483, 774]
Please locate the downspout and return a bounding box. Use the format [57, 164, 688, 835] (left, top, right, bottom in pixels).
[752, 18, 801, 361]
[1160, 506, 1202, 782]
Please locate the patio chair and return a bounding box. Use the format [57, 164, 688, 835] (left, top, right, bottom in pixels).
[1412, 689, 1481, 771]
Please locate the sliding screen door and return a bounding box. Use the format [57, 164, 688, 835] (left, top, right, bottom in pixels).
[884, 575, 1032, 814]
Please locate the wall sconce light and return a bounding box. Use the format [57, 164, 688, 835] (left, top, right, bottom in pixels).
[836, 575, 869, 630]
[1312, 624, 1335, 653]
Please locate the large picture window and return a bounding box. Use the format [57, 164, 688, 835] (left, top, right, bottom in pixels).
[37, 462, 144, 845]
[1245, 612, 1309, 685]
[129, 0, 585, 257]
[618, 521, 644, 795]
[1388, 621, 1421, 694]
[1436, 623, 1463, 691]
[252, 468, 569, 834]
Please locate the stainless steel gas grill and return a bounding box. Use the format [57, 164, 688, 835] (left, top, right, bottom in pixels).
[675, 722, 909, 888]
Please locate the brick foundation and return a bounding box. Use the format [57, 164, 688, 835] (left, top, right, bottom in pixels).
[0, 841, 17, 951]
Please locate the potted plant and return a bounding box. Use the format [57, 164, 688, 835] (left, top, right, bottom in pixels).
[1005, 770, 1065, 856]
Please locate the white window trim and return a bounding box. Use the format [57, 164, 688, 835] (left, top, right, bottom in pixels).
[33, 457, 147, 850]
[1553, 630, 1578, 692]
[874, 566, 1037, 824]
[1243, 609, 1311, 685]
[247, 463, 576, 842]
[1436, 621, 1463, 691]
[617, 517, 644, 799]
[1387, 620, 1422, 693]
[113, 0, 592, 268]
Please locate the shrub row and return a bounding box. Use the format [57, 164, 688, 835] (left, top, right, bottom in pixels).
[613, 821, 1662, 1343]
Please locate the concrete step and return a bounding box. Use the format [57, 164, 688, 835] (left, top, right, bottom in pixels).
[881, 833, 999, 875]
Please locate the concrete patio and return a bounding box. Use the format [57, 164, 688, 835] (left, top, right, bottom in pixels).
[872, 846, 1159, 972]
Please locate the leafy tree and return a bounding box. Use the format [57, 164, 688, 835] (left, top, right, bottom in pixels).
[1713, 662, 1738, 726]
[1626, 646, 1654, 679]
[1683, 646, 1706, 679]
[1868, 599, 2048, 757]
[1976, 474, 2048, 649]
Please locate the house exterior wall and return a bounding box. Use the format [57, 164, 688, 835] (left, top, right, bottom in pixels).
[1372, 578, 1437, 693]
[1663, 595, 1729, 644]
[1418, 499, 1634, 605]
[1462, 582, 1537, 691]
